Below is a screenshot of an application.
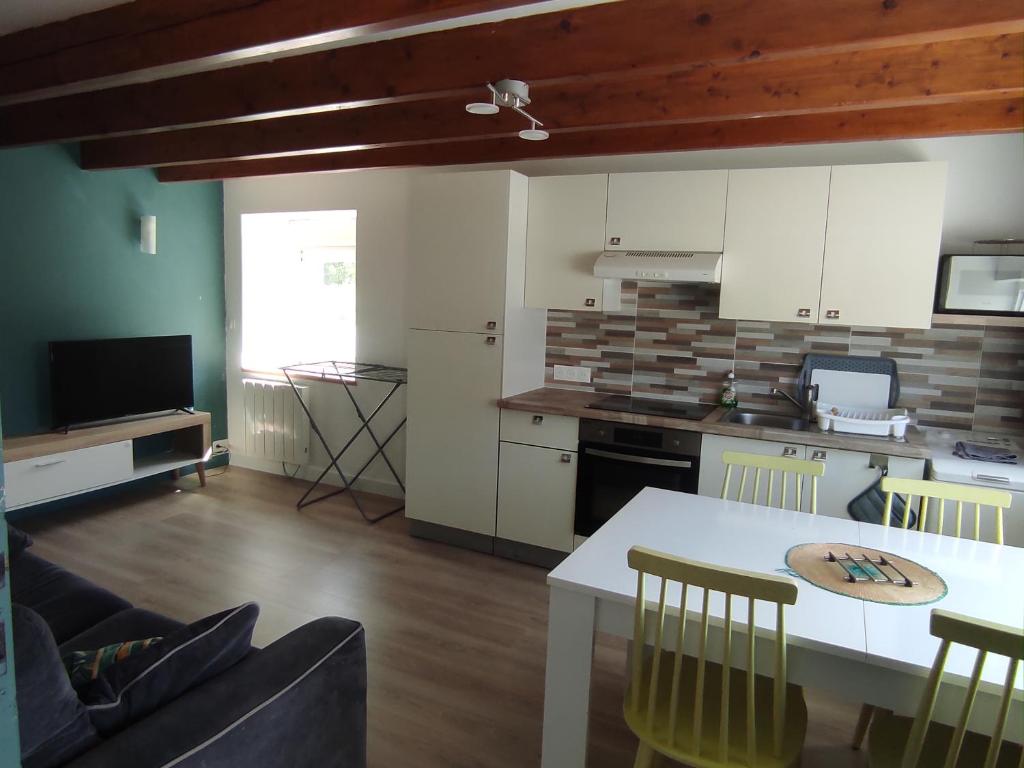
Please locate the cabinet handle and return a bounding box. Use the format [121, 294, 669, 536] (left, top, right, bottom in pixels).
[584, 298, 596, 307]
[33, 459, 66, 468]
[485, 336, 496, 345]
[608, 236, 621, 246]
[782, 447, 798, 458]
[826, 309, 840, 320]
[797, 308, 811, 318]
[532, 415, 544, 425]
[486, 321, 497, 330]
[812, 450, 828, 461]
[560, 453, 572, 463]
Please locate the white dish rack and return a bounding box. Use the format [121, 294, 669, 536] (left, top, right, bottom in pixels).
[815, 402, 910, 439]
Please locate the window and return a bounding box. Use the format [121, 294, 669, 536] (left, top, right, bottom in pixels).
[241, 210, 356, 371]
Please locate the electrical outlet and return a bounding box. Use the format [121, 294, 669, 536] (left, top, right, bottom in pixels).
[553, 364, 592, 383]
[212, 439, 230, 455]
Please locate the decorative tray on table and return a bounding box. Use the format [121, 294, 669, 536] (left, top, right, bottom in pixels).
[785, 542, 947, 606]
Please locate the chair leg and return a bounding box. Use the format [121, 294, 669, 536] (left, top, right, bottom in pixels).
[633, 742, 656, 768]
[852, 703, 874, 750]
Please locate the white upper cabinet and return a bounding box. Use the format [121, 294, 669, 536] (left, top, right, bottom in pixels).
[525, 174, 609, 311]
[819, 161, 947, 329]
[409, 171, 519, 334]
[605, 170, 728, 253]
[720, 167, 831, 324]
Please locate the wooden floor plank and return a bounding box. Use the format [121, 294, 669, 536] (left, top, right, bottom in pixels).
[17, 467, 867, 767]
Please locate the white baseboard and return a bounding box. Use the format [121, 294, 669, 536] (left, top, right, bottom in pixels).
[228, 454, 404, 499]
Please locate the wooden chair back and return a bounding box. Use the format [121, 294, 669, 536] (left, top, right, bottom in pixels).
[880, 478, 1012, 545]
[626, 546, 799, 765]
[720, 450, 825, 514]
[900, 609, 1024, 768]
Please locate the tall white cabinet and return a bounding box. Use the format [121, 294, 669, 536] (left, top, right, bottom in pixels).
[405, 171, 545, 545]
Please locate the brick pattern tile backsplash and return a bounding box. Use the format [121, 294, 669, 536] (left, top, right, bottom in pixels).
[544, 282, 1024, 433]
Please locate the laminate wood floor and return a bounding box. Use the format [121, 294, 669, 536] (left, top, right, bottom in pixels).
[19, 467, 868, 768]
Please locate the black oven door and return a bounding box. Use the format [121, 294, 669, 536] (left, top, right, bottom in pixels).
[574, 442, 700, 537]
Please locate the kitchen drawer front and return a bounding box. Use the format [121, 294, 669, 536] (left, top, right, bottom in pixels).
[499, 410, 578, 451]
[5, 440, 133, 508]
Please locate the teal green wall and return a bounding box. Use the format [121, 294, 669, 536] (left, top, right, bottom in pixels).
[0, 145, 226, 441]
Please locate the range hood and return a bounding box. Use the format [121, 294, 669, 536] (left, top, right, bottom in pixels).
[593, 250, 722, 283]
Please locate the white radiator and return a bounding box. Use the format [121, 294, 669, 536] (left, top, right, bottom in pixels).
[242, 379, 311, 464]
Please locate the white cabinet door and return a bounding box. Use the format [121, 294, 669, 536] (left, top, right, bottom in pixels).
[819, 162, 947, 329]
[525, 175, 608, 311]
[698, 434, 806, 500]
[409, 171, 512, 334]
[497, 442, 576, 553]
[809, 447, 926, 520]
[720, 167, 831, 323]
[605, 170, 728, 253]
[405, 329, 503, 536]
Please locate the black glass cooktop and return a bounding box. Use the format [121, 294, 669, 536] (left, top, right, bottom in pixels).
[586, 395, 715, 421]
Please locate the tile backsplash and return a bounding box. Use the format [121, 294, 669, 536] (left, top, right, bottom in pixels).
[545, 282, 1024, 433]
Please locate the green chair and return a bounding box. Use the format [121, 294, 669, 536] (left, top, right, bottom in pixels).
[720, 450, 826, 514]
[866, 609, 1024, 768]
[880, 477, 1013, 545]
[853, 477, 1015, 750]
[625, 546, 806, 767]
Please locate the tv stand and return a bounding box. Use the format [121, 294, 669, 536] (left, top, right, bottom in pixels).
[2, 411, 211, 512]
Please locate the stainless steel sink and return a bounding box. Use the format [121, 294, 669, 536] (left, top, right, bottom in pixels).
[723, 410, 810, 431]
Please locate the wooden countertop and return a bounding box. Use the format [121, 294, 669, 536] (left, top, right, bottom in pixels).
[497, 388, 931, 459]
[3, 411, 212, 462]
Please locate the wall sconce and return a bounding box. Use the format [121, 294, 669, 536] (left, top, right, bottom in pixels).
[140, 215, 157, 254]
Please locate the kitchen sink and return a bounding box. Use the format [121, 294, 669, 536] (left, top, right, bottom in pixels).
[723, 410, 810, 431]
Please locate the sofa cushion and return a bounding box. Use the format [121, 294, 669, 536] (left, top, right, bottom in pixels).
[59, 608, 185, 655]
[11, 552, 132, 644]
[7, 524, 32, 561]
[79, 602, 260, 735]
[13, 604, 100, 768]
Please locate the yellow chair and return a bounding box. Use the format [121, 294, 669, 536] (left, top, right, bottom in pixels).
[625, 546, 806, 768]
[852, 477, 1015, 750]
[866, 609, 1024, 768]
[720, 450, 825, 515]
[880, 477, 1013, 545]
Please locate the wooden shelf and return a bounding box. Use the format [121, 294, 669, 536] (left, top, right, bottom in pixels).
[2, 411, 211, 462]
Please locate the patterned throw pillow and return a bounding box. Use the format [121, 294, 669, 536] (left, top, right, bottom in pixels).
[63, 638, 162, 690]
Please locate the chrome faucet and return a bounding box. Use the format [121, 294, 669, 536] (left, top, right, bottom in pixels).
[771, 385, 819, 421]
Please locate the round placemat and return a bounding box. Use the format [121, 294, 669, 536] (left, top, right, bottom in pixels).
[785, 542, 947, 606]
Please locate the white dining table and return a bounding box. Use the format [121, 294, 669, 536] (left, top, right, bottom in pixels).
[541, 488, 1024, 768]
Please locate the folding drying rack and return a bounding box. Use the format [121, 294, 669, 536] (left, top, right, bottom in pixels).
[281, 361, 407, 524]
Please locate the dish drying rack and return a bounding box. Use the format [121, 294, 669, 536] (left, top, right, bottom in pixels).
[815, 402, 910, 439]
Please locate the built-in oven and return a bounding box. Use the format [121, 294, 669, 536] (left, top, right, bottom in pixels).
[574, 419, 702, 537]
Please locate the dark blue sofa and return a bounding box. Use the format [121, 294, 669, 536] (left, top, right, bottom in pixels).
[9, 527, 367, 768]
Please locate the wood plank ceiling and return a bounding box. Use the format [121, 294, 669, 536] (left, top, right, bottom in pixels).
[0, 0, 1021, 182]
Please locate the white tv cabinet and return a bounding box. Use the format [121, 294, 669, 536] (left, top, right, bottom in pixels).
[2, 411, 211, 511]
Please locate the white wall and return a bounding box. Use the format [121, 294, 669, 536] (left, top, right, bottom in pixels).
[223, 133, 1023, 494]
[224, 169, 418, 496]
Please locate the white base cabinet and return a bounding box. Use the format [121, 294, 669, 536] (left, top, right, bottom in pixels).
[405, 329, 504, 536]
[699, 434, 926, 520]
[4, 441, 133, 509]
[497, 442, 576, 553]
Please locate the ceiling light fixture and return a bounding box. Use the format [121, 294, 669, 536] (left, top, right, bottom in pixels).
[465, 79, 549, 141]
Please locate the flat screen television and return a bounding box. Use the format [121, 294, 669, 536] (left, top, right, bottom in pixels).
[49, 335, 194, 428]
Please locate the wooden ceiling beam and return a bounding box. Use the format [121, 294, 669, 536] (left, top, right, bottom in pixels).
[80, 34, 1023, 169]
[156, 97, 1023, 182]
[0, 0, 550, 101]
[3, 0, 1023, 146]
